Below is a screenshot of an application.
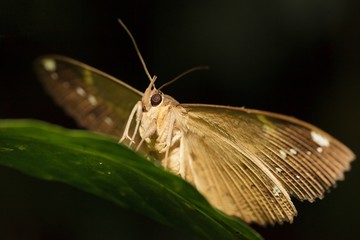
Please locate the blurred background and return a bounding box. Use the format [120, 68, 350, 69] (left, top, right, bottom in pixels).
[0, 0, 359, 239]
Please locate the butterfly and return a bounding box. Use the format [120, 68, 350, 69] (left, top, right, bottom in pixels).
[34, 21, 355, 226]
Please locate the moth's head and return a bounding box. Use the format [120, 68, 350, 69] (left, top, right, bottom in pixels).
[142, 76, 164, 112]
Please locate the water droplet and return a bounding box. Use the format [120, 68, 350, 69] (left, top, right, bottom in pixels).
[0, 147, 14, 152]
[311, 131, 330, 147]
[76, 87, 86, 97]
[16, 145, 26, 151]
[317, 147, 323, 153]
[289, 148, 297, 155]
[50, 72, 58, 80]
[43, 58, 56, 71]
[279, 149, 287, 159]
[88, 95, 98, 106]
[273, 186, 281, 197]
[105, 117, 114, 126]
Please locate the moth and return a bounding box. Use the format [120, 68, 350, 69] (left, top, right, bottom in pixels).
[34, 21, 355, 226]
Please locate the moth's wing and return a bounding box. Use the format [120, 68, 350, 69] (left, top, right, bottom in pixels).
[179, 104, 354, 225]
[34, 55, 142, 138]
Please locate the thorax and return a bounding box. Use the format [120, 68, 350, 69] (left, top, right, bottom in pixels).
[139, 98, 188, 173]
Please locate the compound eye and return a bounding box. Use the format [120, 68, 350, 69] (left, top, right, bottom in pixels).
[150, 93, 162, 106]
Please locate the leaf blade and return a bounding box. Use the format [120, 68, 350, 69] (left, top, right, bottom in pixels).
[0, 119, 262, 240]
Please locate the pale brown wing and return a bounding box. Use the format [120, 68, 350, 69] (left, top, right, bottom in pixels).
[179, 104, 354, 225]
[34, 55, 142, 138]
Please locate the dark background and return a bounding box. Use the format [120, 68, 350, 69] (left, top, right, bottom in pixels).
[1, 0, 359, 239]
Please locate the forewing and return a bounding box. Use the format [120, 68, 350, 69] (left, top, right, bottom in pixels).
[34, 55, 142, 138]
[180, 104, 354, 225]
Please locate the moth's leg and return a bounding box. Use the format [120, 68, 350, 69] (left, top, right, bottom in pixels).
[129, 102, 143, 147]
[178, 136, 186, 178]
[135, 122, 157, 151]
[162, 114, 176, 169]
[119, 101, 142, 145]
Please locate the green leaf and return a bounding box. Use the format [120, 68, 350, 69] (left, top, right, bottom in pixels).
[0, 119, 262, 240]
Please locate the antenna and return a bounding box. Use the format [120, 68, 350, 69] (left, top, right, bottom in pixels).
[158, 66, 209, 90]
[117, 19, 153, 82]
